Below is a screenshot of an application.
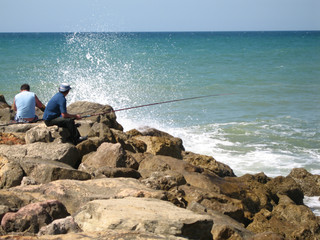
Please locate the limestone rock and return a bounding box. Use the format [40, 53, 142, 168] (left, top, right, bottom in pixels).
[1, 200, 69, 233]
[0, 142, 81, 168]
[1, 122, 37, 133]
[68, 101, 123, 131]
[188, 201, 255, 240]
[0, 230, 188, 239]
[3, 178, 165, 215]
[266, 175, 304, 205]
[0, 95, 10, 109]
[182, 151, 235, 177]
[288, 168, 320, 196]
[93, 167, 141, 179]
[25, 124, 52, 143]
[19, 158, 91, 184]
[38, 216, 81, 235]
[112, 128, 147, 153]
[134, 135, 184, 159]
[0, 155, 24, 189]
[247, 194, 320, 239]
[79, 142, 137, 174]
[141, 171, 186, 191]
[74, 197, 213, 239]
[138, 154, 201, 173]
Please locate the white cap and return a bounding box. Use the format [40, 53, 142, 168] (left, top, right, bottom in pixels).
[59, 83, 71, 92]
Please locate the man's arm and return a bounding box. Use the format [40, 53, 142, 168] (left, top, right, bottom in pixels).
[35, 95, 46, 112]
[61, 112, 81, 120]
[13, 98, 17, 111]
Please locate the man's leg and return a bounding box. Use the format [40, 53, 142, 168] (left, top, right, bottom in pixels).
[45, 117, 80, 144]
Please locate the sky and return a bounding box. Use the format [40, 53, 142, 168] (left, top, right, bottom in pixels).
[0, 0, 319, 32]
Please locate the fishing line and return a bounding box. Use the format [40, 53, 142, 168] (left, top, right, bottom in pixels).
[0, 93, 234, 126]
[82, 93, 234, 118]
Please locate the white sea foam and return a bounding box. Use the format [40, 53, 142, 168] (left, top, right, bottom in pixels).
[304, 196, 320, 216]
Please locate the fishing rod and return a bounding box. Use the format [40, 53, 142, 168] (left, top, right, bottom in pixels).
[81, 93, 234, 118]
[0, 93, 233, 126]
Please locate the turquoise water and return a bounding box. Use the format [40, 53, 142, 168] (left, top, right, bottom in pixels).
[0, 32, 319, 178]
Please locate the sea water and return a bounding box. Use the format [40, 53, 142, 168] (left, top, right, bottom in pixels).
[1, 31, 320, 212]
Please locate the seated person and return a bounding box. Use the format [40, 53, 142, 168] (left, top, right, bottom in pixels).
[43, 83, 87, 145]
[13, 83, 46, 123]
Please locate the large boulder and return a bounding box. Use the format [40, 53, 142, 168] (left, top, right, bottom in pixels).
[266, 175, 304, 205]
[247, 195, 320, 239]
[68, 101, 123, 131]
[79, 142, 138, 174]
[2, 178, 165, 215]
[1, 200, 69, 234]
[182, 151, 235, 177]
[25, 124, 53, 143]
[0, 142, 81, 168]
[138, 155, 202, 174]
[74, 197, 213, 239]
[188, 201, 255, 240]
[0, 155, 24, 189]
[19, 158, 91, 184]
[133, 135, 184, 159]
[288, 168, 320, 196]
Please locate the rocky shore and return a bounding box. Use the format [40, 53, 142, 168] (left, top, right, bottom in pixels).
[0, 95, 319, 240]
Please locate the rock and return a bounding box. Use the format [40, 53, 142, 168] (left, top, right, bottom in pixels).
[1, 122, 37, 133]
[3, 178, 165, 215]
[74, 197, 213, 239]
[93, 167, 141, 179]
[0, 142, 81, 168]
[138, 154, 202, 173]
[0, 205, 10, 221]
[0, 109, 14, 123]
[38, 216, 81, 235]
[0, 95, 10, 109]
[0, 132, 25, 145]
[20, 176, 38, 186]
[139, 127, 175, 138]
[75, 120, 94, 137]
[266, 175, 304, 205]
[182, 151, 236, 177]
[188, 201, 255, 240]
[88, 122, 115, 142]
[75, 138, 99, 157]
[180, 184, 246, 223]
[111, 128, 147, 153]
[247, 194, 320, 239]
[249, 232, 285, 240]
[1, 200, 69, 233]
[0, 155, 24, 189]
[68, 101, 123, 131]
[288, 168, 320, 196]
[133, 135, 184, 159]
[79, 142, 137, 174]
[140, 171, 186, 191]
[25, 124, 53, 143]
[0, 230, 189, 239]
[19, 158, 91, 184]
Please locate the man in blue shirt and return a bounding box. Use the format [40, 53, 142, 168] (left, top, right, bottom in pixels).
[43, 83, 87, 145]
[13, 84, 46, 123]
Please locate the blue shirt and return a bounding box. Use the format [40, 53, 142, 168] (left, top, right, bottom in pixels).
[43, 92, 67, 120]
[15, 91, 36, 118]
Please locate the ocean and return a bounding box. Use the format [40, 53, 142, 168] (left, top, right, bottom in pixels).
[0, 31, 320, 214]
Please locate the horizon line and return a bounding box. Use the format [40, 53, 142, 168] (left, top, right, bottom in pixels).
[0, 30, 320, 34]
